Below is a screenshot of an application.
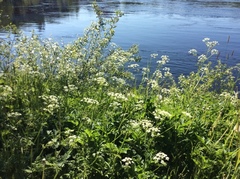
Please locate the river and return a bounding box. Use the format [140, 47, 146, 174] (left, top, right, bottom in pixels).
[0, 0, 240, 77]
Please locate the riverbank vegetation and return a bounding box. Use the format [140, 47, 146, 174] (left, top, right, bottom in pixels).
[1, 3, 240, 179]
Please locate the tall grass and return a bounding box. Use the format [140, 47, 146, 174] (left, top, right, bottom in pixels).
[0, 3, 240, 179]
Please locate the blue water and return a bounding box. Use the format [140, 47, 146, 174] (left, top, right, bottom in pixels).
[1, 0, 240, 77]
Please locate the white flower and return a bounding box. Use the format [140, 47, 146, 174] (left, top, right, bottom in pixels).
[42, 158, 46, 165]
[202, 38, 210, 43]
[198, 54, 207, 62]
[188, 49, 198, 56]
[202, 38, 219, 49]
[153, 152, 169, 165]
[134, 100, 144, 111]
[200, 67, 208, 72]
[111, 76, 126, 85]
[68, 135, 78, 145]
[94, 77, 108, 86]
[154, 109, 172, 120]
[162, 67, 172, 77]
[122, 157, 134, 167]
[142, 67, 150, 74]
[164, 71, 172, 77]
[157, 55, 169, 65]
[130, 120, 140, 128]
[153, 70, 162, 79]
[128, 63, 139, 68]
[81, 97, 99, 105]
[1, 85, 13, 97]
[95, 72, 105, 76]
[161, 88, 170, 94]
[107, 92, 128, 101]
[206, 41, 218, 48]
[69, 85, 78, 91]
[182, 111, 192, 118]
[64, 84, 78, 92]
[7, 112, 22, 118]
[163, 67, 170, 71]
[157, 94, 163, 101]
[39, 95, 60, 114]
[147, 79, 159, 90]
[211, 49, 219, 55]
[64, 129, 74, 135]
[109, 101, 122, 111]
[151, 53, 158, 58]
[146, 127, 160, 137]
[141, 119, 153, 129]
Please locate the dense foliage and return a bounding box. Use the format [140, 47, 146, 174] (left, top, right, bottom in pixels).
[1, 3, 240, 179]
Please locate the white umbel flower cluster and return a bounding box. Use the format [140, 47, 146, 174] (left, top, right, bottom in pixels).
[39, 95, 60, 114]
[153, 152, 169, 165]
[122, 157, 134, 167]
[81, 97, 99, 105]
[107, 92, 128, 101]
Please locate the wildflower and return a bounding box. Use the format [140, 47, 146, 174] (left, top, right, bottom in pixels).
[153, 152, 169, 165]
[64, 129, 74, 135]
[188, 49, 198, 56]
[63, 86, 68, 92]
[68, 135, 78, 145]
[109, 101, 121, 108]
[7, 112, 22, 118]
[46, 138, 59, 148]
[200, 67, 208, 73]
[107, 92, 128, 101]
[206, 41, 218, 49]
[94, 77, 108, 86]
[163, 67, 170, 71]
[64, 84, 78, 92]
[147, 79, 159, 90]
[142, 77, 149, 82]
[130, 120, 140, 128]
[211, 49, 219, 55]
[153, 70, 162, 79]
[109, 101, 122, 111]
[153, 109, 172, 120]
[122, 157, 134, 167]
[42, 158, 46, 165]
[81, 97, 99, 105]
[134, 100, 144, 111]
[95, 72, 105, 76]
[39, 95, 60, 114]
[161, 88, 170, 94]
[162, 67, 172, 77]
[202, 37, 210, 43]
[111, 76, 126, 85]
[141, 119, 153, 129]
[164, 70, 172, 77]
[220, 92, 230, 98]
[142, 67, 150, 75]
[151, 53, 158, 58]
[128, 63, 139, 68]
[1, 85, 13, 97]
[156, 55, 169, 65]
[157, 94, 163, 101]
[126, 92, 136, 98]
[182, 111, 192, 118]
[82, 117, 92, 123]
[198, 54, 207, 62]
[146, 127, 160, 137]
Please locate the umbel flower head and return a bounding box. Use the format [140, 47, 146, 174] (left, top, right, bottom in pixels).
[153, 152, 169, 165]
[122, 157, 134, 167]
